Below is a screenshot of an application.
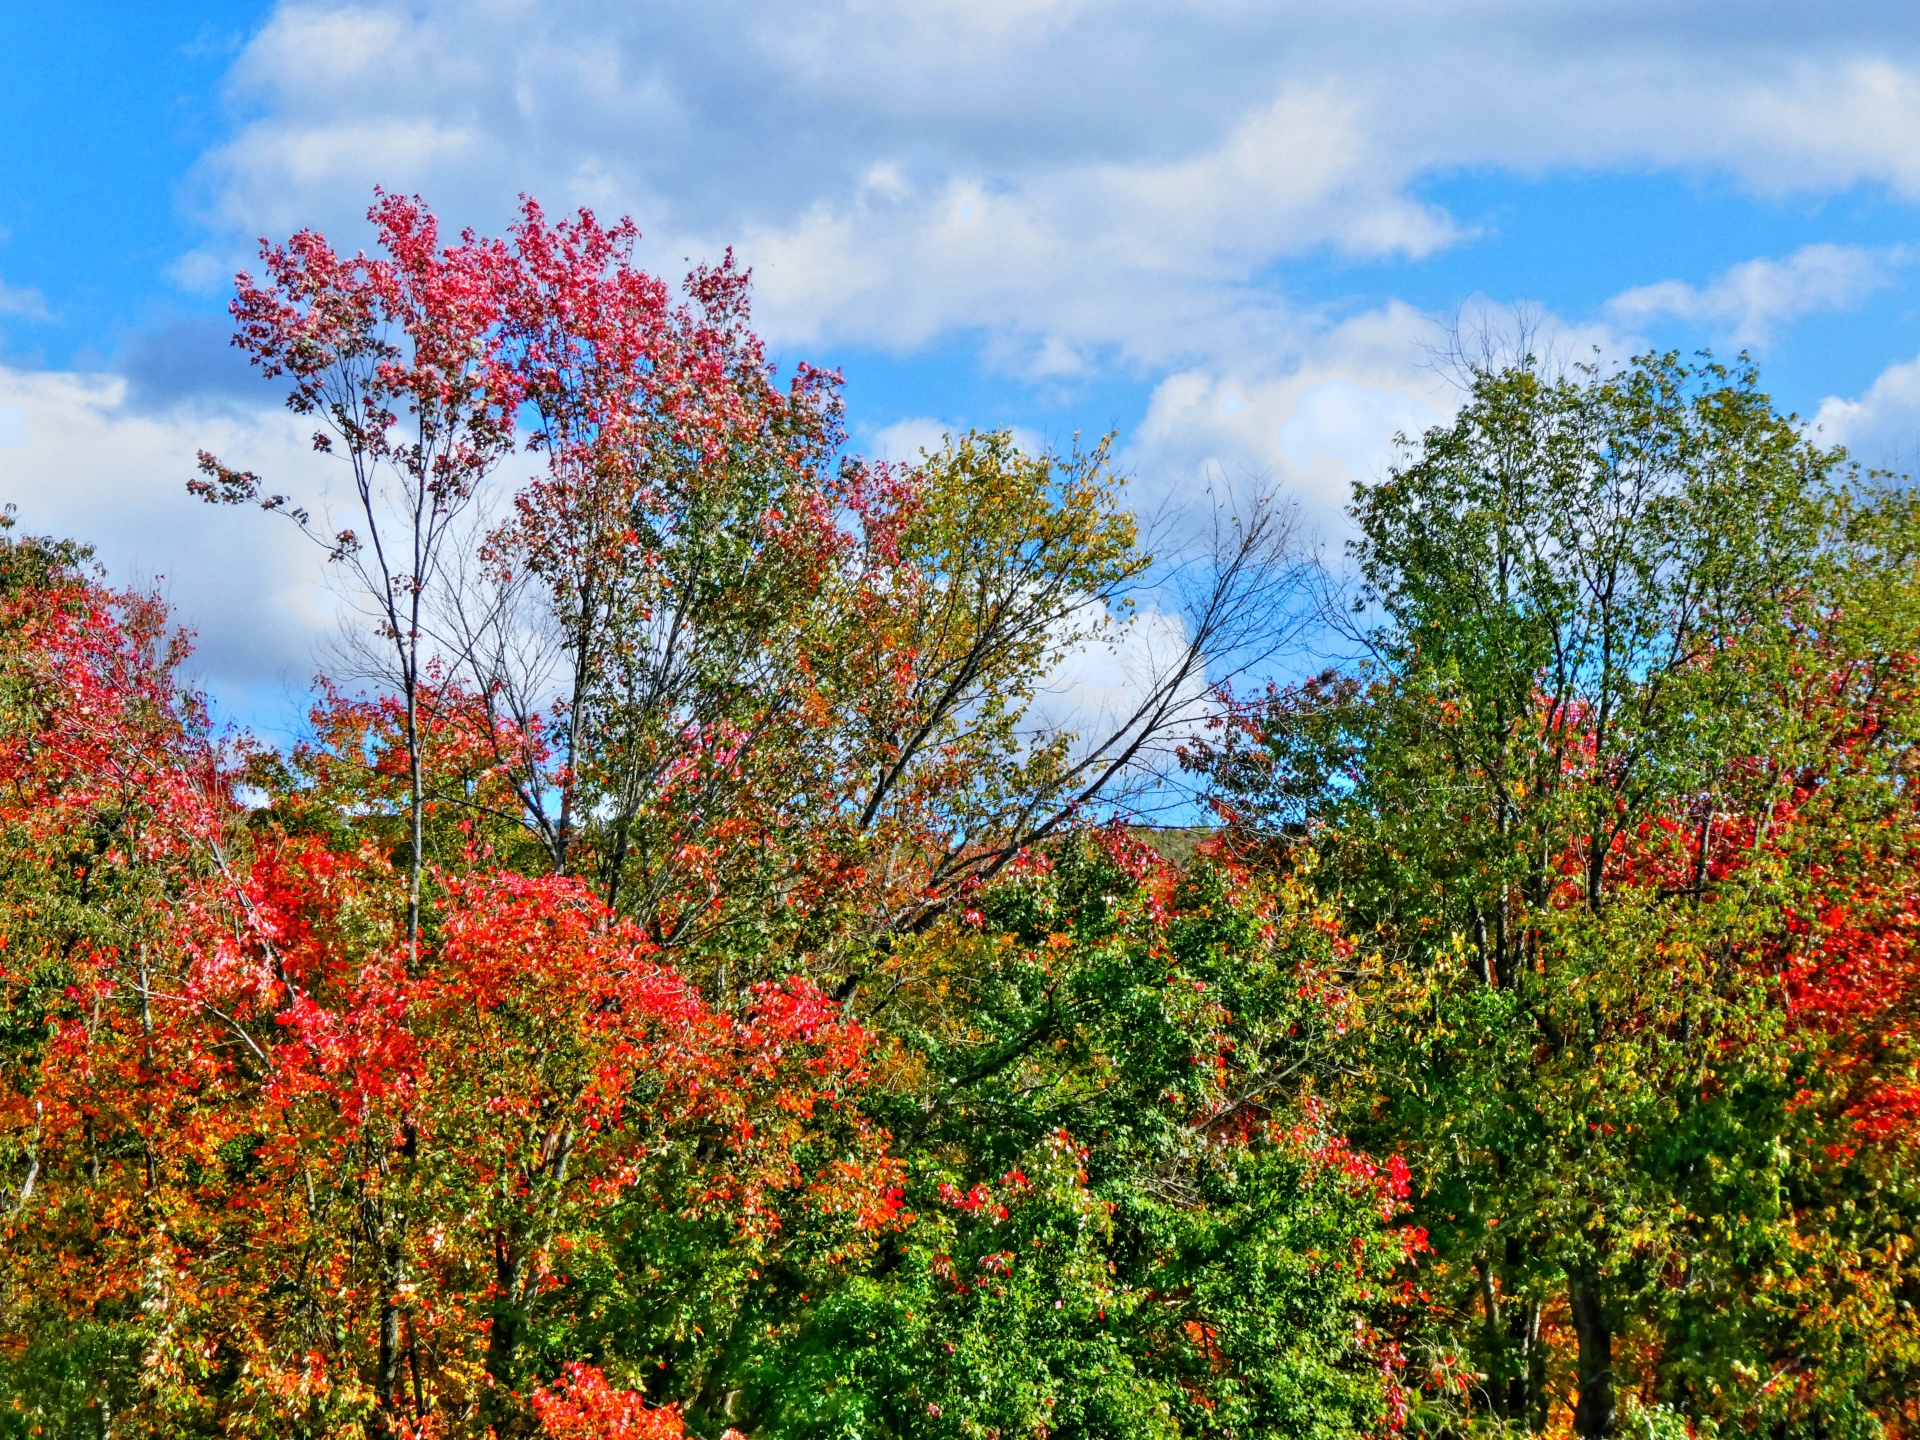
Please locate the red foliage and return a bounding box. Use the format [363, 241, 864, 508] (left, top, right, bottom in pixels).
[0, 560, 900, 1429]
[531, 1364, 688, 1440]
[1575, 625, 1920, 1158]
[193, 190, 523, 534]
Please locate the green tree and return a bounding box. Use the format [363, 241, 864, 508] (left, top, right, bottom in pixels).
[560, 831, 1423, 1440]
[1187, 352, 1920, 1435]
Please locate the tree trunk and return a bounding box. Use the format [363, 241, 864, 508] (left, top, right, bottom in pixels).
[376, 1289, 404, 1425]
[404, 679, 423, 971]
[1502, 1298, 1545, 1429]
[484, 1242, 526, 1396]
[1481, 1246, 1547, 1430]
[370, 1217, 409, 1433]
[1569, 1272, 1615, 1438]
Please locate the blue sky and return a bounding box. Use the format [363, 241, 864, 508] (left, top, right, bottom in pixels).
[7, 1, 1920, 728]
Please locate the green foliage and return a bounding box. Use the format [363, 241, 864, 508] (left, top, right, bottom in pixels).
[1191, 351, 1920, 1435]
[0, 505, 96, 598]
[19, 198, 1920, 1440]
[506, 835, 1412, 1439]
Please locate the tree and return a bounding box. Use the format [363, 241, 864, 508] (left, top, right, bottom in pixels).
[193, 191, 522, 968]
[1186, 352, 1920, 1435]
[530, 831, 1428, 1440]
[5, 191, 1379, 1440]
[199, 194, 1318, 1010]
[453, 200, 850, 894]
[0, 534, 899, 1436]
[0, 536, 1418, 1439]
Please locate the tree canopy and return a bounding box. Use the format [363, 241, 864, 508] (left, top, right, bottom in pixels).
[3, 199, 1918, 1440]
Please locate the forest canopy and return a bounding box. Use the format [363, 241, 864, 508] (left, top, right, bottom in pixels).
[2, 195, 1917, 1440]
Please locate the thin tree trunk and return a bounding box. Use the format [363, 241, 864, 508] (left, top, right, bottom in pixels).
[404, 675, 423, 970]
[1482, 1247, 1547, 1429]
[1500, 1298, 1541, 1424]
[1523, 1299, 1547, 1434]
[484, 1241, 526, 1396]
[1569, 1272, 1615, 1438]
[367, 1192, 410, 1433]
[376, 1283, 404, 1425]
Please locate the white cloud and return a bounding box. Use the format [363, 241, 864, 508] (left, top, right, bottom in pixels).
[0, 366, 341, 720]
[26, 1, 1920, 708]
[179, 2, 1920, 371]
[1035, 601, 1207, 733]
[737, 91, 1456, 361]
[866, 416, 1047, 463]
[1120, 296, 1639, 539]
[1277, 381, 1440, 486]
[0, 278, 50, 322]
[1123, 304, 1456, 531]
[1814, 351, 1920, 467]
[1607, 243, 1902, 348]
[868, 416, 956, 464]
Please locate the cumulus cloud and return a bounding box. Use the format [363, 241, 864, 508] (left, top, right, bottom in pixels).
[1814, 351, 1920, 467]
[0, 365, 341, 720]
[178, 1, 1920, 369]
[1129, 378, 1435, 533]
[735, 90, 1457, 359]
[867, 416, 957, 464]
[1121, 292, 1646, 544]
[26, 1, 1920, 706]
[0, 278, 51, 323]
[1607, 243, 1902, 348]
[866, 416, 1047, 462]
